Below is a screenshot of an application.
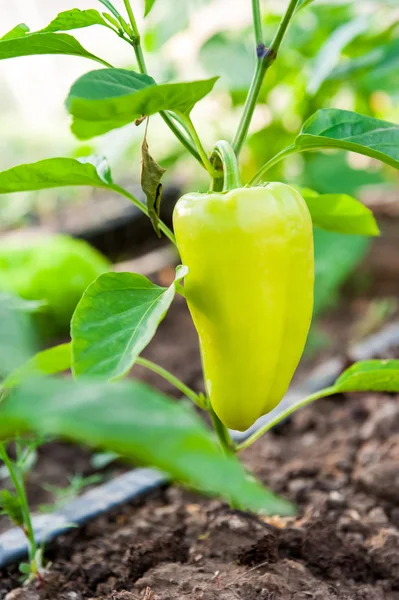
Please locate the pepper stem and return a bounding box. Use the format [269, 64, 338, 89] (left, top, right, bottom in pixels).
[211, 140, 242, 192]
[209, 405, 234, 455]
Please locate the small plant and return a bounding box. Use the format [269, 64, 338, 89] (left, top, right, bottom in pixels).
[0, 437, 45, 582]
[0, 0, 399, 582]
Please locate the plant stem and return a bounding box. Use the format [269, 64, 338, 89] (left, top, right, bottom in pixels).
[209, 407, 234, 455]
[252, 0, 263, 47]
[111, 184, 176, 245]
[177, 113, 219, 179]
[0, 443, 37, 563]
[98, 0, 123, 20]
[210, 140, 241, 191]
[122, 0, 147, 74]
[236, 386, 337, 451]
[247, 144, 297, 184]
[161, 112, 203, 164]
[121, 0, 206, 169]
[232, 0, 301, 155]
[136, 357, 207, 409]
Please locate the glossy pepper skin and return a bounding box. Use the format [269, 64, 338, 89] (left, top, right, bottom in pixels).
[173, 183, 314, 431]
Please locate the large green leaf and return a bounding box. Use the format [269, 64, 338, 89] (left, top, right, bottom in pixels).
[301, 188, 379, 236]
[0, 32, 110, 66]
[3, 343, 71, 389]
[0, 156, 112, 193]
[307, 17, 368, 95]
[296, 109, 399, 170]
[0, 377, 294, 515]
[71, 266, 187, 380]
[66, 68, 218, 139]
[40, 9, 110, 33]
[334, 360, 399, 393]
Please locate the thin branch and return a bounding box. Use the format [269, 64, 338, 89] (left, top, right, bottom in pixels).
[232, 0, 301, 155]
[135, 357, 207, 409]
[236, 386, 337, 451]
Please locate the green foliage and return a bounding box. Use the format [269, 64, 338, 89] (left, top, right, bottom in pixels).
[71, 267, 187, 379]
[0, 293, 35, 378]
[334, 360, 399, 392]
[1, 24, 30, 41]
[0, 377, 294, 516]
[66, 69, 218, 139]
[300, 188, 379, 236]
[0, 156, 113, 192]
[0, 32, 109, 66]
[3, 343, 71, 389]
[144, 0, 157, 17]
[296, 109, 399, 170]
[0, 489, 24, 526]
[39, 9, 110, 33]
[313, 229, 370, 316]
[307, 16, 369, 95]
[0, 235, 110, 334]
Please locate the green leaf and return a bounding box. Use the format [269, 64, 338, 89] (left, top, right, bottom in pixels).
[66, 68, 218, 139]
[307, 17, 368, 95]
[300, 188, 379, 236]
[313, 229, 369, 316]
[144, 0, 157, 16]
[0, 377, 295, 516]
[1, 24, 30, 41]
[71, 266, 188, 380]
[141, 122, 166, 237]
[334, 360, 399, 393]
[0, 32, 110, 67]
[0, 295, 35, 378]
[3, 343, 71, 389]
[0, 490, 24, 526]
[39, 9, 109, 33]
[329, 39, 399, 82]
[0, 156, 112, 193]
[296, 109, 399, 170]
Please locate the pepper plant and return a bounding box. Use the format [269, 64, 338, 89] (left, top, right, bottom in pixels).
[1, 0, 399, 582]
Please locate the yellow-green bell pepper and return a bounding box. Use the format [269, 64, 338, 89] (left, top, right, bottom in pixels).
[173, 182, 314, 431]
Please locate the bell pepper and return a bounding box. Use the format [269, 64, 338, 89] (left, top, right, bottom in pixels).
[173, 182, 314, 431]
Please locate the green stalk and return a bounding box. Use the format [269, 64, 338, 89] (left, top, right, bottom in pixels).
[161, 112, 203, 164]
[232, 0, 302, 155]
[236, 386, 337, 451]
[178, 113, 219, 179]
[136, 357, 207, 409]
[122, 0, 147, 73]
[248, 144, 297, 185]
[0, 443, 37, 564]
[252, 0, 263, 47]
[110, 184, 176, 245]
[209, 407, 234, 456]
[210, 140, 241, 191]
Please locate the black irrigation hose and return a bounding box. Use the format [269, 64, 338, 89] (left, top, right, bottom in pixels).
[1, 322, 399, 569]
